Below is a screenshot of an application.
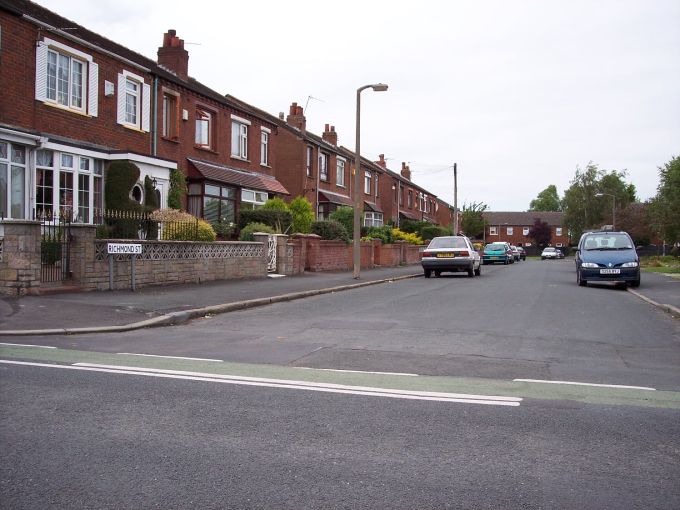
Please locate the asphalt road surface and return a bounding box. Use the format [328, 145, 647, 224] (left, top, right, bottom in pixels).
[2, 260, 679, 508]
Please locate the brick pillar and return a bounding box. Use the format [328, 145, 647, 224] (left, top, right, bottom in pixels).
[68, 224, 97, 284]
[0, 220, 41, 296]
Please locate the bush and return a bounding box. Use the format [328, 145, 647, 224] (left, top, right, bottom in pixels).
[262, 197, 289, 211]
[211, 221, 235, 240]
[364, 226, 394, 244]
[167, 169, 187, 210]
[420, 225, 450, 241]
[311, 220, 349, 242]
[400, 219, 428, 234]
[289, 196, 314, 234]
[329, 206, 354, 238]
[391, 228, 424, 245]
[239, 222, 276, 241]
[149, 209, 216, 241]
[239, 209, 292, 233]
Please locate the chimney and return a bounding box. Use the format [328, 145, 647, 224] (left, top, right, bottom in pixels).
[322, 124, 338, 145]
[157, 29, 189, 80]
[401, 162, 411, 181]
[375, 154, 387, 168]
[286, 102, 306, 132]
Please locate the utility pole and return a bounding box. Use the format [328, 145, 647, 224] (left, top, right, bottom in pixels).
[453, 162, 459, 234]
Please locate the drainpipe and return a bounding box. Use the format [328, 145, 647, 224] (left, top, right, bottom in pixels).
[151, 75, 158, 156]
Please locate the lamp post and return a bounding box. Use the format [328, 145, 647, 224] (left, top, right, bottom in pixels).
[353, 83, 388, 279]
[392, 182, 400, 228]
[595, 192, 616, 229]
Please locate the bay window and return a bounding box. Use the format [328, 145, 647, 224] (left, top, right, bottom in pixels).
[0, 142, 27, 219]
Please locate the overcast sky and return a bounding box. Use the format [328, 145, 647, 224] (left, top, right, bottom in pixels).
[35, 0, 680, 210]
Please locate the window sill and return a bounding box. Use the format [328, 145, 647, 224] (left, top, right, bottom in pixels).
[121, 123, 146, 134]
[194, 145, 218, 154]
[41, 100, 90, 117]
[337, 184, 346, 189]
[231, 156, 250, 163]
[260, 163, 271, 169]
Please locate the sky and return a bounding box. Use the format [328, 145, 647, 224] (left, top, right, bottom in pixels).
[34, 0, 680, 211]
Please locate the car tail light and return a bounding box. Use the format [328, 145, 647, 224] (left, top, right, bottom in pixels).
[422, 251, 433, 257]
[458, 251, 469, 257]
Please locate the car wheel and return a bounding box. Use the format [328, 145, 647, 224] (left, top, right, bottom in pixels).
[577, 270, 587, 287]
[630, 278, 640, 288]
[434, 270, 441, 277]
[424, 269, 431, 278]
[467, 265, 475, 277]
[503, 259, 508, 265]
[474, 264, 481, 276]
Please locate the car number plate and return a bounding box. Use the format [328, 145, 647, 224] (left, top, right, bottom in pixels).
[600, 268, 620, 274]
[492, 256, 499, 259]
[437, 253, 454, 258]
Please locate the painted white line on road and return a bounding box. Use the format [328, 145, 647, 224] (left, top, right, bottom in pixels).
[514, 379, 656, 391]
[0, 342, 57, 349]
[0, 360, 521, 406]
[117, 353, 223, 362]
[296, 367, 419, 377]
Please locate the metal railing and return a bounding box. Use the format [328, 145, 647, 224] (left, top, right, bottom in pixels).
[95, 210, 199, 241]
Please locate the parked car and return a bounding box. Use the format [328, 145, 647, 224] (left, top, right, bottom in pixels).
[555, 248, 565, 259]
[575, 231, 640, 287]
[541, 247, 559, 260]
[421, 236, 482, 278]
[515, 246, 526, 261]
[509, 245, 521, 261]
[482, 242, 513, 265]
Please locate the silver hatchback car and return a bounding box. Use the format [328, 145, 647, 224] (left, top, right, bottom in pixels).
[421, 236, 482, 278]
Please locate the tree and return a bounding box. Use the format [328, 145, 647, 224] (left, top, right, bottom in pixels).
[329, 206, 355, 238]
[460, 201, 488, 239]
[262, 197, 289, 211]
[649, 156, 680, 245]
[167, 169, 186, 210]
[529, 185, 561, 212]
[289, 196, 314, 234]
[616, 202, 654, 246]
[562, 163, 637, 242]
[528, 218, 552, 248]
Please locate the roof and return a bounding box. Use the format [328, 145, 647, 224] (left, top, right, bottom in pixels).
[399, 210, 421, 221]
[318, 190, 354, 207]
[483, 211, 564, 226]
[364, 201, 383, 213]
[187, 159, 289, 195]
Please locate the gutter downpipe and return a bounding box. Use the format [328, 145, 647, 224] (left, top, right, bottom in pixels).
[152, 75, 158, 156]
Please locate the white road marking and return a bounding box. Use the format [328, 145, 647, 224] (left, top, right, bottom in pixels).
[296, 367, 419, 377]
[0, 360, 521, 406]
[513, 379, 656, 391]
[117, 353, 223, 362]
[0, 342, 57, 349]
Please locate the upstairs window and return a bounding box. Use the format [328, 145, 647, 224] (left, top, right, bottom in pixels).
[306, 146, 313, 177]
[319, 153, 329, 181]
[556, 227, 563, 236]
[523, 227, 530, 235]
[336, 159, 345, 187]
[260, 129, 270, 166]
[36, 38, 98, 117]
[507, 227, 513, 235]
[231, 115, 251, 160]
[408, 190, 413, 208]
[162, 92, 179, 139]
[195, 108, 212, 149]
[364, 171, 371, 195]
[117, 70, 150, 131]
[490, 226, 498, 235]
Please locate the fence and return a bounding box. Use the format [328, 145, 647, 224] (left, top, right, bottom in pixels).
[95, 210, 200, 241]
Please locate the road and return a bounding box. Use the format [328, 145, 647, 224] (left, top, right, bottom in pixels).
[2, 260, 680, 508]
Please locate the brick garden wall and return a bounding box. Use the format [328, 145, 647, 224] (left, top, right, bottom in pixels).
[0, 221, 41, 296]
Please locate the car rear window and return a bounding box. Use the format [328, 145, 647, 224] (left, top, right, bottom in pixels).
[428, 237, 467, 249]
[485, 243, 505, 250]
[583, 234, 633, 250]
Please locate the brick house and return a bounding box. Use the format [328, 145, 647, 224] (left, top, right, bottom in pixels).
[483, 211, 567, 250]
[0, 0, 288, 226]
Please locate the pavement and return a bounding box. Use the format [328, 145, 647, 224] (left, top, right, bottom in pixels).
[0, 265, 678, 337]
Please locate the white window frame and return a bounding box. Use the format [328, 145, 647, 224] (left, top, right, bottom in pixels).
[36, 38, 98, 117]
[336, 158, 346, 187]
[363, 211, 384, 227]
[260, 128, 270, 166]
[364, 171, 371, 195]
[556, 227, 563, 236]
[523, 227, 530, 235]
[306, 146, 313, 176]
[489, 226, 498, 235]
[231, 115, 251, 160]
[0, 142, 28, 219]
[195, 108, 213, 148]
[319, 153, 329, 181]
[117, 70, 150, 131]
[241, 188, 268, 209]
[507, 227, 513, 235]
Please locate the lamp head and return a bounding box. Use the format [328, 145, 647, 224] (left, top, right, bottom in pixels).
[371, 83, 389, 92]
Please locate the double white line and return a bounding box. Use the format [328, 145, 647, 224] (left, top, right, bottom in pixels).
[0, 360, 522, 407]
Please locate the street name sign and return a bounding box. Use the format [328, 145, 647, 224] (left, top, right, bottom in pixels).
[107, 243, 142, 255]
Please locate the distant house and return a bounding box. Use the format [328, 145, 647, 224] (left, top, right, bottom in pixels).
[483, 211, 567, 248]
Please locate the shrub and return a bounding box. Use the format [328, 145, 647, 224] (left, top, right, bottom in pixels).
[391, 228, 424, 245]
[400, 219, 428, 234]
[329, 206, 354, 238]
[239, 209, 292, 233]
[211, 221, 235, 240]
[364, 226, 394, 244]
[311, 220, 349, 242]
[167, 168, 187, 210]
[239, 222, 276, 241]
[289, 196, 314, 234]
[149, 209, 216, 241]
[262, 197, 290, 211]
[420, 225, 450, 241]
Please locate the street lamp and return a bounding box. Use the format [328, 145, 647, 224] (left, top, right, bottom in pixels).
[353, 83, 388, 279]
[595, 192, 616, 229]
[392, 182, 400, 228]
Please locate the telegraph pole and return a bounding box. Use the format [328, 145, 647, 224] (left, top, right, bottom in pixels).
[453, 162, 459, 234]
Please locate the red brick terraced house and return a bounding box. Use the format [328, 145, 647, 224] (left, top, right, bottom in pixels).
[482, 211, 567, 251]
[0, 0, 288, 225]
